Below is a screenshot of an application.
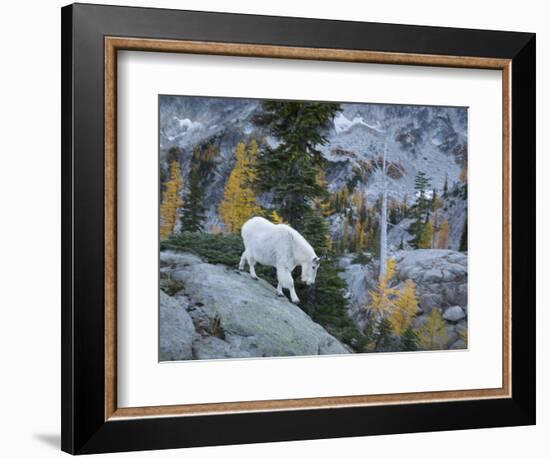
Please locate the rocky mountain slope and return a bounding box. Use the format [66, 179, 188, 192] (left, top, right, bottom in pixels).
[160, 251, 350, 360]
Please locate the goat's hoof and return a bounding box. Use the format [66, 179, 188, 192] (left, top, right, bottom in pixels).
[251, 275, 259, 280]
[277, 292, 284, 297]
[291, 298, 300, 304]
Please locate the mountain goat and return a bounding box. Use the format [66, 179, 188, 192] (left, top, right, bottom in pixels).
[240, 216, 320, 304]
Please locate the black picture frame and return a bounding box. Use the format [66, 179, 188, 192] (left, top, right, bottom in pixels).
[61, 3, 535, 454]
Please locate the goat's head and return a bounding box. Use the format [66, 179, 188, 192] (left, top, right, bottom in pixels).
[301, 256, 321, 285]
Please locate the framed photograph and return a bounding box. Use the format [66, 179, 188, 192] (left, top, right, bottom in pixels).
[61, 3, 536, 454]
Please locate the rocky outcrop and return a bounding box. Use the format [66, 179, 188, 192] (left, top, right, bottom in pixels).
[340, 249, 467, 349]
[394, 250, 467, 315]
[160, 251, 349, 361]
[159, 291, 196, 361]
[387, 217, 415, 250]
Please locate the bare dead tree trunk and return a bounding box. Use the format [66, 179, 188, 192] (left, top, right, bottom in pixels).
[379, 140, 388, 278]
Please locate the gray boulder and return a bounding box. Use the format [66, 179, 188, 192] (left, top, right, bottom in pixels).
[419, 293, 440, 313]
[443, 305, 466, 322]
[455, 320, 468, 336]
[159, 291, 196, 361]
[161, 251, 349, 360]
[394, 250, 467, 318]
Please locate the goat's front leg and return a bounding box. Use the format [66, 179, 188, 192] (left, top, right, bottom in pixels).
[289, 285, 300, 304]
[277, 267, 299, 303]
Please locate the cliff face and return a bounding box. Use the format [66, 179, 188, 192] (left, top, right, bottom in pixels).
[160, 251, 349, 361]
[159, 96, 467, 242]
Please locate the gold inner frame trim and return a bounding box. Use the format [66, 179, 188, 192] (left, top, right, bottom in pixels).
[104, 36, 512, 421]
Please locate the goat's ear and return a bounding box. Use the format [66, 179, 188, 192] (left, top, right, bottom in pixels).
[313, 256, 321, 265]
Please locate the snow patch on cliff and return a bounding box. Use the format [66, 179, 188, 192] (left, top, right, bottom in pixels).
[333, 112, 385, 134]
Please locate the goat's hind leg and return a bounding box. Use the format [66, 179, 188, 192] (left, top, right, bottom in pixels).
[239, 250, 247, 270]
[247, 254, 259, 280]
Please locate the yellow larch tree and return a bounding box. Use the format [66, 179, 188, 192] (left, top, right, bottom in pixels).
[436, 218, 450, 249]
[417, 308, 448, 350]
[368, 258, 399, 318]
[353, 220, 366, 252]
[269, 210, 284, 224]
[313, 167, 333, 216]
[417, 219, 434, 249]
[456, 326, 468, 349]
[351, 190, 364, 209]
[219, 140, 262, 234]
[340, 186, 350, 210]
[332, 185, 350, 213]
[160, 160, 184, 240]
[389, 279, 419, 336]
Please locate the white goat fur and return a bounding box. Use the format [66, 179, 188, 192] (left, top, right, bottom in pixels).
[240, 216, 320, 304]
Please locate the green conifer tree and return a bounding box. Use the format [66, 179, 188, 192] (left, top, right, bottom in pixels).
[375, 317, 393, 351]
[408, 171, 432, 248]
[251, 100, 364, 349]
[180, 164, 205, 232]
[253, 101, 341, 230]
[180, 144, 219, 233]
[401, 326, 419, 351]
